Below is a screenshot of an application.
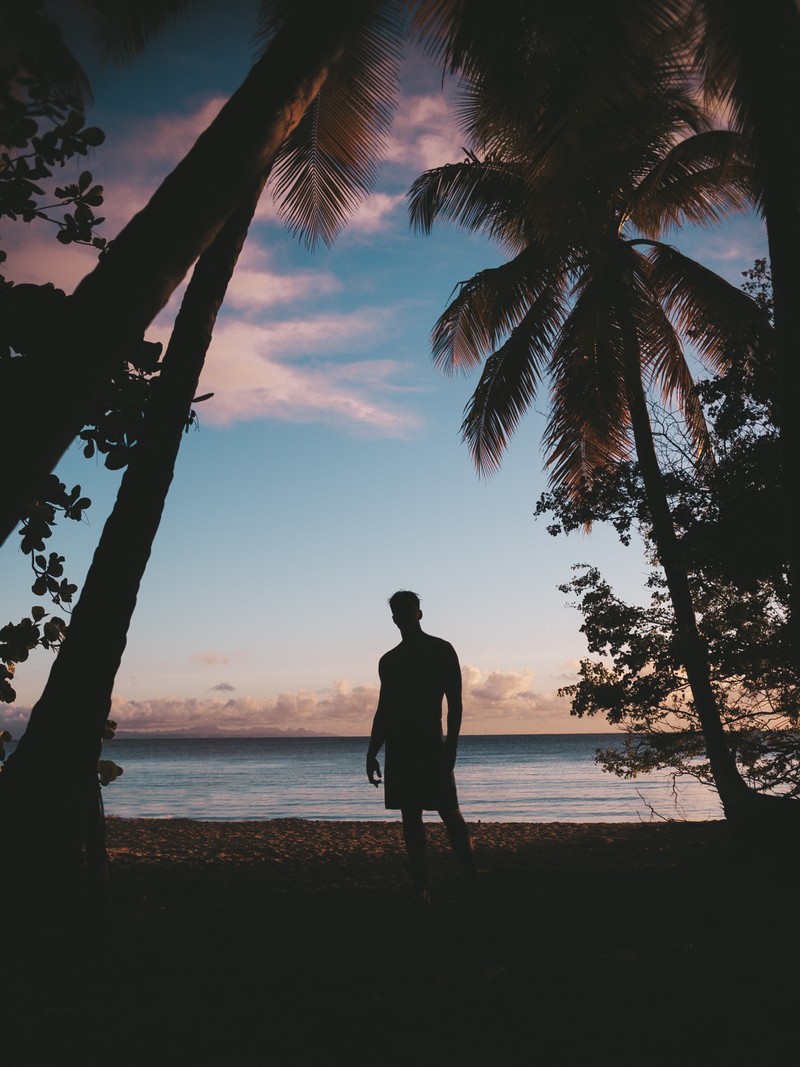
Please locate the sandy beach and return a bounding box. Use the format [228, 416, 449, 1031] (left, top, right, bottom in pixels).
[6, 817, 797, 1065]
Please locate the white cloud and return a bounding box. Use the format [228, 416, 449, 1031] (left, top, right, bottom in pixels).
[225, 264, 340, 310]
[385, 93, 464, 173]
[209, 308, 385, 358]
[462, 666, 572, 730]
[195, 316, 421, 434]
[341, 192, 406, 235]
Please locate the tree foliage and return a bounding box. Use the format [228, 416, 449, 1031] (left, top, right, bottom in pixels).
[0, 36, 165, 708]
[537, 262, 800, 796]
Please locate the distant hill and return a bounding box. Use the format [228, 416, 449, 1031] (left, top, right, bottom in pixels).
[112, 725, 332, 739]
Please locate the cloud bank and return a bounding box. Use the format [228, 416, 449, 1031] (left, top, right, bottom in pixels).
[41, 667, 581, 736]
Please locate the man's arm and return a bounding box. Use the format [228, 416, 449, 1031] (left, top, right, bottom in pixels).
[443, 643, 463, 772]
[366, 660, 388, 786]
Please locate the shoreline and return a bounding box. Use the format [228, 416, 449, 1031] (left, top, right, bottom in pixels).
[104, 816, 737, 889]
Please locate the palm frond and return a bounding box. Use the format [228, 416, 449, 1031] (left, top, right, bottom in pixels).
[626, 130, 754, 237]
[692, 0, 798, 145]
[431, 246, 560, 374]
[461, 284, 565, 474]
[693, 0, 800, 215]
[270, 2, 403, 247]
[412, 0, 536, 81]
[645, 241, 771, 373]
[408, 156, 529, 251]
[457, 1, 697, 170]
[3, 1, 93, 104]
[544, 265, 633, 495]
[253, 0, 313, 45]
[80, 0, 200, 66]
[624, 248, 714, 471]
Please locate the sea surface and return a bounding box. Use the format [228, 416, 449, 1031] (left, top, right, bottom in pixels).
[92, 735, 723, 822]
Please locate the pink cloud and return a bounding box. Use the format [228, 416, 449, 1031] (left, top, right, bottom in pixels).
[461, 666, 572, 730]
[3, 94, 230, 293]
[194, 316, 422, 434]
[225, 262, 340, 310]
[339, 192, 406, 235]
[2, 230, 102, 290]
[99, 667, 576, 735]
[191, 650, 233, 665]
[385, 93, 463, 172]
[108, 96, 227, 170]
[5, 667, 584, 737]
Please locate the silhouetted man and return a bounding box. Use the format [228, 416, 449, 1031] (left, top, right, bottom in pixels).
[366, 590, 476, 902]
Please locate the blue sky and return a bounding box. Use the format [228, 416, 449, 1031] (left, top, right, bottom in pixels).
[1, 3, 767, 735]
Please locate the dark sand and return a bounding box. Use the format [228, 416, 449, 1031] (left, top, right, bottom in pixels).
[6, 818, 796, 1065]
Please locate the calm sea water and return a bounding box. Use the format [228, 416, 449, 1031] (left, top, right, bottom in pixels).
[94, 735, 723, 822]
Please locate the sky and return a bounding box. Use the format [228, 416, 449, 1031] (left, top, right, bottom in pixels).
[0, 2, 768, 737]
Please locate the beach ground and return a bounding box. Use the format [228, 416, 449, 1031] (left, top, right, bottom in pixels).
[6, 818, 797, 1065]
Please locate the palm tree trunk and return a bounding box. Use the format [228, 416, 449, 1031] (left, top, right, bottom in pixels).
[0, 171, 268, 894]
[621, 329, 752, 816]
[0, 0, 379, 548]
[700, 0, 800, 661]
[738, 1, 800, 663]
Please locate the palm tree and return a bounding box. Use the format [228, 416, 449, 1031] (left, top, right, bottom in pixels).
[409, 23, 775, 822]
[690, 0, 800, 658]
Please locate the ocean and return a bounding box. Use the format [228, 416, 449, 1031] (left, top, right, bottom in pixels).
[94, 734, 723, 822]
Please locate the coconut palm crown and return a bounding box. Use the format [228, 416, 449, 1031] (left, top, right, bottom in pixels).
[408, 14, 766, 497]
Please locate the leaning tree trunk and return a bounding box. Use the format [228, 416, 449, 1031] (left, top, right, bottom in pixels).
[0, 172, 268, 899]
[0, 0, 379, 548]
[628, 358, 800, 840]
[619, 316, 753, 816]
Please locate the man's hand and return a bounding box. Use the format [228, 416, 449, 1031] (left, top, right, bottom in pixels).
[366, 755, 382, 787]
[443, 738, 458, 773]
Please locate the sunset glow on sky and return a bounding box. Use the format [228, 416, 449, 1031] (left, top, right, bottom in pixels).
[0, 1, 768, 735]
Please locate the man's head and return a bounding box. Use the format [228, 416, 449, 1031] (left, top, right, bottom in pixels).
[388, 590, 422, 630]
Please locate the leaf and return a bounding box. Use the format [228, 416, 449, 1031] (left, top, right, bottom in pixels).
[97, 759, 124, 786]
[83, 186, 104, 206]
[79, 127, 105, 147]
[104, 450, 129, 471]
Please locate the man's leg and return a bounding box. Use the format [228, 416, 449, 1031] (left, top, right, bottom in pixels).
[438, 805, 477, 880]
[400, 807, 428, 896]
